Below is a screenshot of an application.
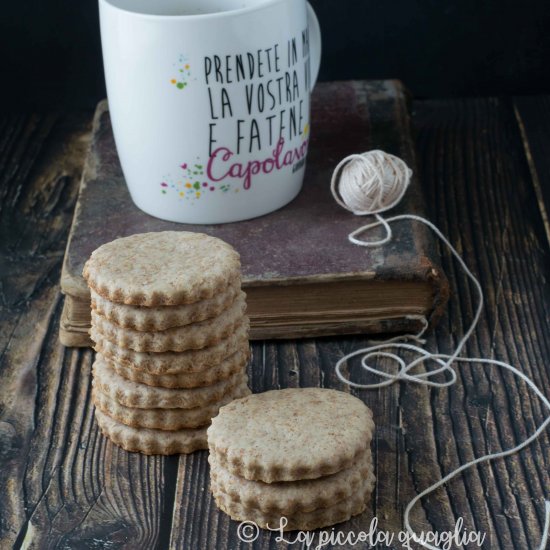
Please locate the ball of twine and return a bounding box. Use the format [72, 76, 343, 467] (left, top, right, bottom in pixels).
[330, 150, 413, 215]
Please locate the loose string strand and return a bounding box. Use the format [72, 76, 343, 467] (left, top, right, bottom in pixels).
[331, 151, 550, 550]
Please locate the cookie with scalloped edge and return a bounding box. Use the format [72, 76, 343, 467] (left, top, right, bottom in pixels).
[92, 355, 248, 409]
[210, 472, 374, 531]
[92, 381, 251, 430]
[208, 388, 374, 483]
[92, 320, 249, 374]
[107, 348, 249, 389]
[209, 448, 374, 514]
[90, 294, 247, 352]
[94, 408, 208, 455]
[91, 284, 242, 332]
[83, 231, 241, 306]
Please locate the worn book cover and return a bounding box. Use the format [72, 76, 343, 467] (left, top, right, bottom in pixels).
[60, 80, 449, 346]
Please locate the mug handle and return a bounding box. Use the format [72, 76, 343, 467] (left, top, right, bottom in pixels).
[307, 2, 322, 90]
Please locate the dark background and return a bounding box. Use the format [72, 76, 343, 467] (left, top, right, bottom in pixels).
[2, 0, 550, 109]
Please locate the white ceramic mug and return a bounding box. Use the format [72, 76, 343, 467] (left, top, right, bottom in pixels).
[99, 0, 322, 224]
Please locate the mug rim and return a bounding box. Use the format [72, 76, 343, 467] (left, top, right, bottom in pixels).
[98, 0, 289, 20]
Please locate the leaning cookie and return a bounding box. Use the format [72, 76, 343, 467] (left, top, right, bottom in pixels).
[92, 320, 249, 374]
[94, 408, 208, 455]
[90, 281, 241, 331]
[83, 231, 241, 306]
[107, 348, 250, 389]
[209, 448, 374, 514]
[92, 355, 248, 409]
[210, 474, 374, 531]
[92, 381, 251, 430]
[91, 294, 247, 352]
[208, 388, 375, 482]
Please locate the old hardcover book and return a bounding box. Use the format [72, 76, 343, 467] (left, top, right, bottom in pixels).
[60, 80, 448, 346]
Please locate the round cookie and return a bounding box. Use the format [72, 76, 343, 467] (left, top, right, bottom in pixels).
[92, 381, 251, 430]
[92, 355, 248, 409]
[209, 448, 374, 514]
[207, 388, 374, 482]
[92, 320, 249, 374]
[90, 294, 247, 352]
[210, 471, 375, 531]
[94, 408, 208, 455]
[91, 281, 241, 331]
[108, 349, 250, 389]
[83, 231, 241, 306]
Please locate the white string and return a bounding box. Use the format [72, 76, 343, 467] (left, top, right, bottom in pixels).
[331, 151, 550, 550]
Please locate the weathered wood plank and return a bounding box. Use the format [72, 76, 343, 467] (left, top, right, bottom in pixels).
[412, 98, 550, 549]
[513, 96, 550, 247]
[0, 114, 176, 549]
[0, 113, 92, 548]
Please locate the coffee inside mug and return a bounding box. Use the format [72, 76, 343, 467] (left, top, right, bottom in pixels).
[105, 0, 273, 16]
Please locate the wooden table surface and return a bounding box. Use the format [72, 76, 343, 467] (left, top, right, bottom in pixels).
[1, 96, 549, 549]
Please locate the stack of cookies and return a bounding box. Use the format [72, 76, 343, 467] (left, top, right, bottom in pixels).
[83, 231, 251, 455]
[207, 388, 375, 530]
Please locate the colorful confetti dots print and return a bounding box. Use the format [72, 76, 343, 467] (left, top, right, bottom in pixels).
[171, 55, 192, 91]
[159, 155, 248, 202]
